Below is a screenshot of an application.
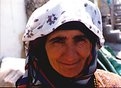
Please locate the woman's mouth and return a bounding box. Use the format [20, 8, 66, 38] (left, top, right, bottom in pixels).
[58, 60, 81, 68]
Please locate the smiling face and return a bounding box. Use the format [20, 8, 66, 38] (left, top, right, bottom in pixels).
[45, 29, 92, 78]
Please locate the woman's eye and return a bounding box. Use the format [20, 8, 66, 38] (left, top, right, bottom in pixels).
[74, 36, 88, 47]
[74, 37, 86, 43]
[74, 35, 87, 42]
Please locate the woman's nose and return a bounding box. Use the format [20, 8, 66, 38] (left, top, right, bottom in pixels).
[63, 45, 79, 62]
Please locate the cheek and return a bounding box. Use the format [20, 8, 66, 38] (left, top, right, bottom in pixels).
[45, 49, 57, 70]
[77, 43, 92, 59]
[46, 43, 66, 59]
[45, 45, 65, 68]
[46, 48, 65, 74]
[84, 45, 91, 55]
[46, 46, 63, 59]
[45, 47, 55, 63]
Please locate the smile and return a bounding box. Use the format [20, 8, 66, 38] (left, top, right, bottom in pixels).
[58, 60, 81, 66]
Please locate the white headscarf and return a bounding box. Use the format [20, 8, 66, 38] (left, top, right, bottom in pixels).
[23, 0, 104, 49]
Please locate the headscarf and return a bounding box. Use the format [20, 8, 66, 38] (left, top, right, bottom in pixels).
[16, 0, 104, 87]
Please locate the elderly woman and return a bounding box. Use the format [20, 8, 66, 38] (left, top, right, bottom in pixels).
[16, 0, 121, 88]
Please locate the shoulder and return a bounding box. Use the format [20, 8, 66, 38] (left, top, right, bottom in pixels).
[94, 69, 121, 87]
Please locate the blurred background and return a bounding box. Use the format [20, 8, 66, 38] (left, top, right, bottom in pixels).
[0, 0, 121, 87]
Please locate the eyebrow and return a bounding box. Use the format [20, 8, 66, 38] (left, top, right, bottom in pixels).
[48, 36, 66, 43]
[73, 35, 87, 40]
[48, 35, 87, 42]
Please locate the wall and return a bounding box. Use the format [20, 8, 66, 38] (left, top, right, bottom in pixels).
[0, 0, 27, 59]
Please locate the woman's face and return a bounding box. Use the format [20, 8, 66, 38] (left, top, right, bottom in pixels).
[45, 29, 92, 78]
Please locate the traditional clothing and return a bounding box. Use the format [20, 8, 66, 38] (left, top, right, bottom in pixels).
[16, 0, 121, 88]
[95, 69, 121, 87]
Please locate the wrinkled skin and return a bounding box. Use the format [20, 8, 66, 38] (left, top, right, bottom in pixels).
[45, 30, 92, 78]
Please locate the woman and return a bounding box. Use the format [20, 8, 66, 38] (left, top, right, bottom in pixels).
[16, 0, 121, 88]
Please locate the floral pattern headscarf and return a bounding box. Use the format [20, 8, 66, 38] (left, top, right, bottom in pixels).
[16, 0, 105, 87]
